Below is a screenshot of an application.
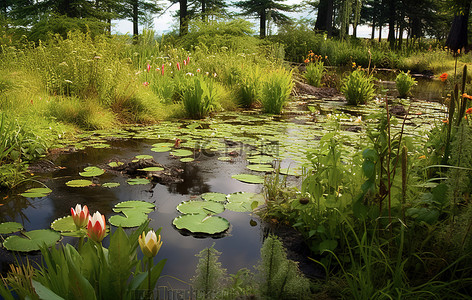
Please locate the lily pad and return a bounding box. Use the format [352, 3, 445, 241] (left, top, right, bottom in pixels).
[133, 154, 154, 161]
[226, 192, 265, 212]
[65, 179, 94, 187]
[79, 166, 104, 177]
[231, 174, 265, 184]
[152, 142, 174, 148]
[138, 167, 164, 172]
[127, 178, 150, 185]
[20, 187, 52, 198]
[102, 182, 120, 188]
[201, 192, 227, 203]
[109, 201, 155, 227]
[246, 164, 274, 172]
[108, 161, 124, 168]
[50, 216, 83, 237]
[0, 222, 23, 234]
[173, 214, 229, 234]
[247, 155, 274, 164]
[218, 156, 232, 161]
[180, 157, 194, 162]
[151, 147, 171, 153]
[176, 201, 225, 215]
[279, 168, 302, 176]
[170, 149, 193, 157]
[3, 229, 61, 252]
[91, 143, 110, 149]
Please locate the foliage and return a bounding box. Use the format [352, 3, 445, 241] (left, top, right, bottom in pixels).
[395, 71, 417, 98]
[237, 65, 263, 108]
[305, 60, 325, 88]
[341, 68, 376, 105]
[181, 75, 221, 119]
[261, 69, 293, 114]
[192, 245, 227, 299]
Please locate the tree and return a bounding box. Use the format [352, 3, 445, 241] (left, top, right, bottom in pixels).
[120, 0, 162, 37]
[446, 0, 471, 52]
[312, 0, 334, 37]
[235, 0, 293, 38]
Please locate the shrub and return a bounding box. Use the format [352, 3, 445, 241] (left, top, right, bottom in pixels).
[181, 76, 220, 119]
[305, 58, 325, 87]
[341, 69, 376, 105]
[237, 65, 262, 108]
[395, 71, 417, 98]
[261, 69, 293, 114]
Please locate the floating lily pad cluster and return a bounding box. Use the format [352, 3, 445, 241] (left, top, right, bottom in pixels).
[172, 192, 264, 235]
[0, 221, 61, 252]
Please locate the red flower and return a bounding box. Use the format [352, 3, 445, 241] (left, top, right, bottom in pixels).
[147, 64, 151, 73]
[439, 73, 448, 82]
[143, 82, 149, 86]
[177, 62, 181, 71]
[71, 204, 89, 228]
[87, 211, 106, 243]
[187, 56, 190, 64]
[183, 60, 187, 66]
[463, 93, 472, 100]
[161, 64, 165, 76]
[466, 107, 472, 114]
[304, 59, 309, 63]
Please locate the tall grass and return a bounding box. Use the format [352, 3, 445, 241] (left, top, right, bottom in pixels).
[261, 69, 293, 114]
[341, 69, 376, 105]
[181, 76, 221, 119]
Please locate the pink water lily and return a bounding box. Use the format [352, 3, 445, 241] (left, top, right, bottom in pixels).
[71, 204, 89, 228]
[138, 230, 162, 258]
[87, 211, 106, 242]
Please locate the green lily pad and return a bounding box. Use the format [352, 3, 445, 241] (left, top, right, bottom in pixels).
[3, 229, 61, 252]
[201, 192, 227, 202]
[50, 216, 83, 237]
[152, 142, 174, 148]
[138, 167, 164, 172]
[102, 182, 120, 188]
[247, 155, 274, 164]
[218, 156, 232, 161]
[180, 157, 194, 162]
[108, 162, 124, 168]
[20, 187, 52, 198]
[170, 149, 193, 157]
[231, 174, 265, 184]
[91, 143, 110, 149]
[173, 214, 229, 234]
[133, 155, 154, 161]
[226, 192, 265, 212]
[127, 178, 150, 185]
[0, 222, 23, 234]
[176, 201, 225, 215]
[109, 201, 155, 227]
[151, 147, 171, 153]
[246, 164, 274, 172]
[279, 168, 302, 176]
[79, 166, 105, 177]
[66, 179, 94, 187]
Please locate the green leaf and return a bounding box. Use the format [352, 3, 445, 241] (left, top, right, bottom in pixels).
[279, 168, 301, 176]
[201, 192, 227, 202]
[102, 182, 120, 188]
[127, 178, 150, 185]
[151, 147, 171, 153]
[79, 166, 104, 177]
[134, 155, 153, 160]
[32, 280, 65, 300]
[0, 222, 23, 234]
[50, 216, 83, 237]
[231, 174, 265, 184]
[20, 187, 52, 198]
[170, 149, 193, 157]
[176, 201, 225, 215]
[180, 157, 194, 162]
[247, 155, 274, 164]
[319, 239, 338, 253]
[246, 164, 274, 172]
[65, 179, 94, 187]
[218, 156, 232, 161]
[226, 192, 265, 212]
[172, 214, 230, 234]
[108, 162, 124, 168]
[109, 227, 134, 296]
[138, 167, 164, 172]
[109, 201, 155, 228]
[3, 229, 61, 252]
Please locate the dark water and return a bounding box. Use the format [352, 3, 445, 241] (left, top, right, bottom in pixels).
[0, 138, 265, 289]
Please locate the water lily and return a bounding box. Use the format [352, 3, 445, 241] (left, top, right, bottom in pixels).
[138, 230, 162, 258]
[71, 204, 89, 228]
[87, 211, 106, 242]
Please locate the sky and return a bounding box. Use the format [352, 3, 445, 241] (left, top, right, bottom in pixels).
[111, 0, 389, 39]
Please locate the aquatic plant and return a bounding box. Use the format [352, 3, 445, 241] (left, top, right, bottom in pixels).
[87, 211, 107, 243]
[395, 71, 416, 98]
[237, 65, 262, 108]
[304, 52, 325, 87]
[261, 69, 293, 114]
[181, 76, 220, 119]
[341, 68, 375, 105]
[192, 245, 227, 299]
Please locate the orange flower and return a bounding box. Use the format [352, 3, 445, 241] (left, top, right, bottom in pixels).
[462, 93, 472, 100]
[466, 107, 472, 114]
[442, 119, 449, 124]
[309, 52, 314, 57]
[304, 59, 309, 63]
[418, 155, 426, 159]
[439, 73, 448, 82]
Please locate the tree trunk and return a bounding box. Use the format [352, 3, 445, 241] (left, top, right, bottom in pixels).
[201, 0, 206, 21]
[371, 0, 376, 40]
[445, 1, 471, 52]
[180, 0, 188, 36]
[315, 0, 334, 37]
[379, 25, 382, 42]
[410, 16, 421, 38]
[132, 0, 139, 38]
[260, 8, 266, 38]
[387, 0, 396, 49]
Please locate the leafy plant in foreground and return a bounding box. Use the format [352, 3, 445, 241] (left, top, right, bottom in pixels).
[192, 244, 227, 299]
[395, 71, 416, 98]
[341, 68, 375, 105]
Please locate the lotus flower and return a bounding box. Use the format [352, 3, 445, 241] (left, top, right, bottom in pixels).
[177, 62, 181, 71]
[87, 211, 106, 242]
[138, 230, 162, 258]
[71, 204, 89, 228]
[147, 64, 151, 72]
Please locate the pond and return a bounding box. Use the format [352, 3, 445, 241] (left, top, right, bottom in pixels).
[0, 84, 447, 289]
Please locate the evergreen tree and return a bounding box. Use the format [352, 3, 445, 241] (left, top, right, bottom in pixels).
[120, 0, 162, 37]
[235, 0, 293, 38]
